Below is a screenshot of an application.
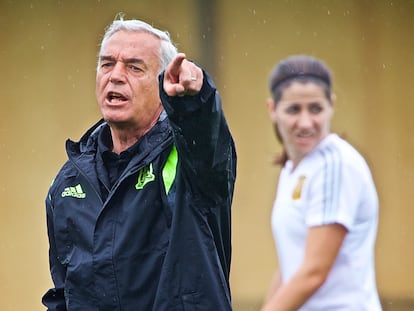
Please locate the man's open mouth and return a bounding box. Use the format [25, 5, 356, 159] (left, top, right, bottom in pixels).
[107, 92, 127, 103]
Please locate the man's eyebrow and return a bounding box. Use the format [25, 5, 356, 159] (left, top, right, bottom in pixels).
[99, 55, 145, 65]
[99, 55, 116, 62]
[123, 58, 145, 64]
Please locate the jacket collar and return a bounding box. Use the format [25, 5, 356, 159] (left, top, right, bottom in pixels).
[66, 116, 173, 163]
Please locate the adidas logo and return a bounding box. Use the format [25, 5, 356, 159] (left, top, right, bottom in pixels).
[61, 184, 86, 199]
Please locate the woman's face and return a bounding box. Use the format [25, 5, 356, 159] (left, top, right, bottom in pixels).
[267, 81, 334, 166]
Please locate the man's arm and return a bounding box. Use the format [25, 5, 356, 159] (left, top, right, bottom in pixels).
[159, 54, 236, 199]
[42, 193, 67, 311]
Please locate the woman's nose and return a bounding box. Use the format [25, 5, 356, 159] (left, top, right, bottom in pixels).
[297, 111, 313, 128]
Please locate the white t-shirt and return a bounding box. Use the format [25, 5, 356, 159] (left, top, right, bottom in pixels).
[271, 133, 382, 310]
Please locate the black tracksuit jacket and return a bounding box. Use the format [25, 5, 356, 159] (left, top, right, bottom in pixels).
[42, 72, 237, 311]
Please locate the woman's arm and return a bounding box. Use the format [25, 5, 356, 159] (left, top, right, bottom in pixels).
[262, 271, 282, 305]
[260, 224, 347, 311]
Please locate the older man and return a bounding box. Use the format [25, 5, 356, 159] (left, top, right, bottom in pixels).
[42, 17, 236, 311]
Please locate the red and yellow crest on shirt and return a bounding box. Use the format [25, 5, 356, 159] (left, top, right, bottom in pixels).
[292, 176, 306, 200]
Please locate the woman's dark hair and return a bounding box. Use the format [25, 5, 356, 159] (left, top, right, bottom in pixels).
[268, 55, 333, 165]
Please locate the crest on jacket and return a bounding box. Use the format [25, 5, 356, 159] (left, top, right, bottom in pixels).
[135, 163, 155, 190]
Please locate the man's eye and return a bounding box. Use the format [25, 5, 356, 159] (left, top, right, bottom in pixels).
[101, 62, 113, 68]
[129, 65, 143, 72]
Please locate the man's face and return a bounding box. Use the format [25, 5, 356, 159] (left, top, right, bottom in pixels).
[96, 30, 162, 132]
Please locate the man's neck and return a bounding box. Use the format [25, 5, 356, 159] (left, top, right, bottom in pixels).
[108, 106, 164, 154]
[109, 125, 151, 154]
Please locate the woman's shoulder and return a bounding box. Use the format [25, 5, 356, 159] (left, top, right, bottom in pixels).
[318, 134, 365, 161]
[299, 134, 367, 173]
[308, 134, 375, 182]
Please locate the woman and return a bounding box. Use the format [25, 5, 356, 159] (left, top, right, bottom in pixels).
[261, 55, 382, 310]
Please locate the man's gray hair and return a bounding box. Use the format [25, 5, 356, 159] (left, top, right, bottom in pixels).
[98, 15, 178, 73]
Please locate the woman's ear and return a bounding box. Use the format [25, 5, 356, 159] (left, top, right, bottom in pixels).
[266, 97, 278, 123]
[266, 97, 276, 113]
[330, 93, 337, 106]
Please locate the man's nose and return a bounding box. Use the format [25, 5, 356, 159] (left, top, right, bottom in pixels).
[109, 62, 126, 84]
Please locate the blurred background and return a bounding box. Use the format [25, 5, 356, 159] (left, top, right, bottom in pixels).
[1, 0, 413, 310]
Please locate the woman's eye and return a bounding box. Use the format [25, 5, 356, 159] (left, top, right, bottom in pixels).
[286, 106, 299, 114]
[310, 105, 322, 113]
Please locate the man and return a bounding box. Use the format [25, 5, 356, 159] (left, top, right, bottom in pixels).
[42, 17, 236, 311]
